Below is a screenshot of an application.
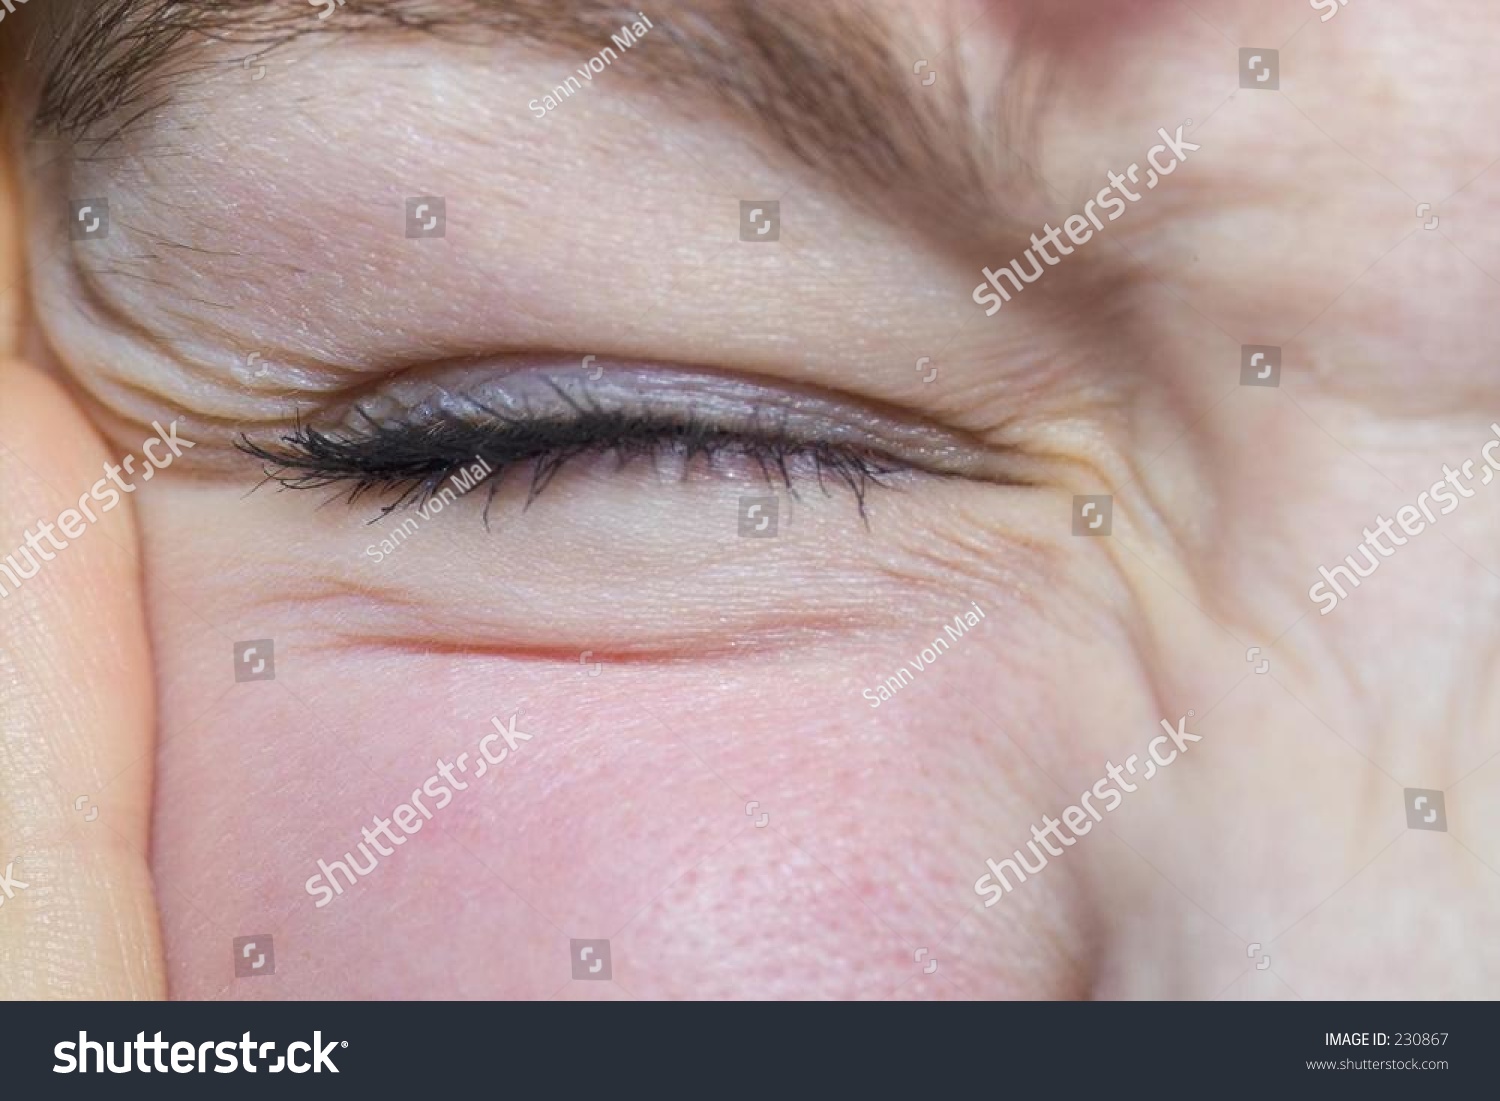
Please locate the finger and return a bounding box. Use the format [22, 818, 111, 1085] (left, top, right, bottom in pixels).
[0, 357, 165, 998]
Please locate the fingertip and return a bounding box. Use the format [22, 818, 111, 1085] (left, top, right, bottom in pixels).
[0, 355, 165, 999]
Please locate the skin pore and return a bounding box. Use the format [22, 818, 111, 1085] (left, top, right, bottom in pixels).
[2, 0, 1500, 999]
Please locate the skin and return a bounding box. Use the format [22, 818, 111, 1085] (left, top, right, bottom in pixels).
[3, 0, 1500, 1000]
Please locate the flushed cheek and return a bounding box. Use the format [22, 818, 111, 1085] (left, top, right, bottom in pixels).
[147, 593, 1099, 997]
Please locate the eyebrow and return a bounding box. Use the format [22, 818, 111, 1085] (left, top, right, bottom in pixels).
[11, 0, 1042, 245]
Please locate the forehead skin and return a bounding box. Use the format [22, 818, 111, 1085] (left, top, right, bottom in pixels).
[7, 0, 1166, 469]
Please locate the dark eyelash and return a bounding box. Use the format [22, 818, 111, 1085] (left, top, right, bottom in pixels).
[236, 400, 901, 525]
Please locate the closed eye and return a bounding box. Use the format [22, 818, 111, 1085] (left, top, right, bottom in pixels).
[234, 367, 998, 526]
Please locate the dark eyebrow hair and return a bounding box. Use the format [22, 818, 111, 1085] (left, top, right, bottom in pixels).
[7, 0, 1046, 244]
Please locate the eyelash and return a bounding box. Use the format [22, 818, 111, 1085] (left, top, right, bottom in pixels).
[236, 399, 904, 525]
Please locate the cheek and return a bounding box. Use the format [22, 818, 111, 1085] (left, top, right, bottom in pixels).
[145, 582, 1107, 999]
[135, 464, 1129, 999]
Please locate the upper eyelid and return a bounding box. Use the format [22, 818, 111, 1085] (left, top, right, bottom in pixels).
[320, 362, 1000, 478]
[239, 379, 926, 487]
[238, 397, 917, 522]
[232, 360, 1013, 516]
